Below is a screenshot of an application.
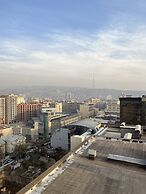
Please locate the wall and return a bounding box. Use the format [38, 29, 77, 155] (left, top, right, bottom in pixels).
[51, 128, 69, 150]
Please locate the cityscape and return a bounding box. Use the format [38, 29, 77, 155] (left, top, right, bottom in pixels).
[0, 94, 146, 194]
[0, 0, 146, 194]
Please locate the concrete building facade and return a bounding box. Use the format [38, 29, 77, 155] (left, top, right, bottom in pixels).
[62, 101, 80, 114]
[120, 97, 141, 125]
[79, 104, 95, 119]
[120, 95, 146, 129]
[51, 128, 70, 150]
[2, 135, 26, 154]
[106, 99, 120, 113]
[0, 138, 6, 156]
[0, 96, 6, 124]
[5, 94, 18, 124]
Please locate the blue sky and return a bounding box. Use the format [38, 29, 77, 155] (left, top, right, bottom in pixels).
[0, 0, 146, 89]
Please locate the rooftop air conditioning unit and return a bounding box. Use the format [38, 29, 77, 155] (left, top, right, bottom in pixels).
[88, 149, 97, 160]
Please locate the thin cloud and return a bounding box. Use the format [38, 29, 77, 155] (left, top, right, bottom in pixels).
[0, 21, 146, 89]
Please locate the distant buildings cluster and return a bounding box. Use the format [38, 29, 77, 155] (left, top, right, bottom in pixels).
[0, 95, 103, 156]
[1, 93, 146, 194]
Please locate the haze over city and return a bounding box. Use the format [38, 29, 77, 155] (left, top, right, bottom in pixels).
[0, 0, 146, 89]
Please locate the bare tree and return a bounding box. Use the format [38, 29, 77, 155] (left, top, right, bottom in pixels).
[0, 146, 4, 162]
[14, 144, 27, 160]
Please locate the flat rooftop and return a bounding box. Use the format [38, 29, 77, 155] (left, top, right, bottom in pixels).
[42, 139, 146, 194]
[69, 118, 102, 130]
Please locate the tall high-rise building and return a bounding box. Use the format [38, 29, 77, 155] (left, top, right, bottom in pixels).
[5, 94, 18, 124]
[120, 97, 141, 125]
[0, 96, 6, 124]
[119, 96, 146, 129]
[0, 94, 22, 124]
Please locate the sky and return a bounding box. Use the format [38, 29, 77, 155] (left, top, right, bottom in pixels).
[0, 0, 146, 90]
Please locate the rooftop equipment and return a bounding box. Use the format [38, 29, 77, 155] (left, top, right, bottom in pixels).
[88, 149, 97, 160]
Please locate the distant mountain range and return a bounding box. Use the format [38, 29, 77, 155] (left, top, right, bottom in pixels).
[0, 86, 146, 101]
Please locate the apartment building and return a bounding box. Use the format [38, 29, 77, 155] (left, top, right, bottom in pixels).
[0, 94, 18, 124]
[0, 96, 6, 124]
[17, 103, 39, 121]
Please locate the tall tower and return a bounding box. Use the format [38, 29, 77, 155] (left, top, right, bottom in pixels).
[0, 96, 6, 124]
[5, 94, 18, 124]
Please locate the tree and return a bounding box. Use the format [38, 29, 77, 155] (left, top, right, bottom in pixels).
[3, 179, 22, 194]
[0, 147, 4, 162]
[14, 144, 27, 160]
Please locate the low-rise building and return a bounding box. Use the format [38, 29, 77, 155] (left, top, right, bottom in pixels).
[60, 114, 81, 127]
[0, 126, 13, 137]
[79, 104, 95, 119]
[106, 99, 120, 113]
[85, 98, 100, 105]
[2, 135, 26, 153]
[62, 101, 80, 114]
[23, 127, 39, 141]
[0, 138, 6, 155]
[51, 128, 70, 150]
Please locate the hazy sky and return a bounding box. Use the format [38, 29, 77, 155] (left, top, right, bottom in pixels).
[0, 0, 146, 90]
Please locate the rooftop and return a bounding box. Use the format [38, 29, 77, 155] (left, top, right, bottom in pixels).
[69, 118, 101, 130]
[0, 138, 5, 145]
[1, 134, 26, 142]
[24, 138, 146, 194]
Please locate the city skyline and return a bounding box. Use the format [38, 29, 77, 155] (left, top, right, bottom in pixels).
[0, 0, 146, 89]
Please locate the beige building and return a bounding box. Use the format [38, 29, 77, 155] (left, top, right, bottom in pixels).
[0, 94, 25, 124]
[85, 98, 100, 105]
[106, 100, 120, 113]
[17, 96, 25, 105]
[0, 126, 13, 137]
[60, 114, 81, 127]
[71, 135, 85, 151]
[55, 102, 62, 113]
[5, 94, 18, 124]
[80, 104, 95, 119]
[49, 114, 81, 133]
[0, 138, 6, 156]
[0, 96, 6, 124]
